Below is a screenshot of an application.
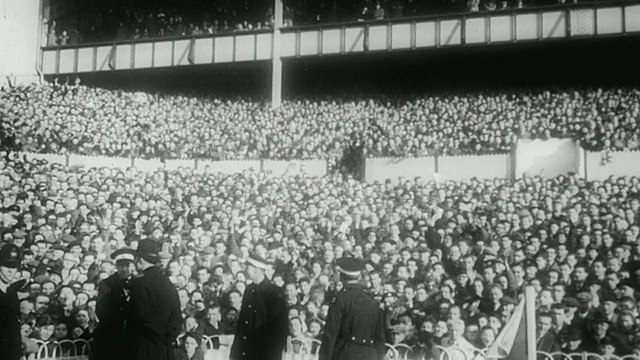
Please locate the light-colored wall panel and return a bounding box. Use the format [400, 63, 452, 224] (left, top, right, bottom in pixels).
[42, 51, 57, 74]
[516, 139, 580, 178]
[299, 31, 320, 56]
[197, 160, 262, 175]
[542, 11, 566, 38]
[585, 151, 640, 181]
[345, 27, 365, 53]
[516, 13, 538, 40]
[95, 46, 112, 71]
[235, 35, 256, 61]
[439, 155, 511, 181]
[321, 29, 341, 54]
[597, 7, 623, 34]
[440, 20, 462, 46]
[58, 49, 75, 74]
[263, 160, 327, 178]
[366, 157, 436, 183]
[571, 9, 595, 36]
[391, 24, 411, 49]
[115, 44, 132, 70]
[626, 5, 640, 32]
[214, 36, 234, 62]
[281, 33, 297, 57]
[256, 33, 272, 59]
[77, 48, 94, 72]
[415, 21, 437, 47]
[466, 18, 486, 44]
[153, 41, 173, 67]
[368, 25, 388, 51]
[490, 16, 512, 42]
[173, 40, 191, 66]
[194, 38, 214, 64]
[134, 43, 153, 68]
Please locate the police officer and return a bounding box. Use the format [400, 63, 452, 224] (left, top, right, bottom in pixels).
[230, 251, 288, 360]
[320, 257, 386, 360]
[91, 248, 136, 360]
[125, 240, 182, 360]
[0, 244, 23, 360]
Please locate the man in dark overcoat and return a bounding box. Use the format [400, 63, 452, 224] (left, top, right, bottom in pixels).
[319, 257, 386, 360]
[230, 251, 288, 360]
[91, 248, 136, 360]
[0, 244, 23, 360]
[125, 240, 182, 360]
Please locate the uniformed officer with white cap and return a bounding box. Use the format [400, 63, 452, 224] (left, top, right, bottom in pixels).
[320, 257, 386, 360]
[0, 244, 23, 360]
[91, 248, 136, 360]
[230, 251, 288, 360]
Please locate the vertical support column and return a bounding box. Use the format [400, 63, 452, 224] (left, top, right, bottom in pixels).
[271, 0, 283, 109]
[525, 286, 537, 360]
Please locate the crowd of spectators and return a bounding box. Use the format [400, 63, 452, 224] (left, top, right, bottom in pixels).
[3, 146, 640, 358]
[44, 0, 594, 46]
[2, 82, 640, 160]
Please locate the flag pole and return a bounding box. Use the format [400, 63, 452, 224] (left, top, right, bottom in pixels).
[524, 286, 537, 360]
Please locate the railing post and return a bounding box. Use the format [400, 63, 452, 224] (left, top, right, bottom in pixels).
[566, 7, 572, 37]
[461, 16, 466, 45]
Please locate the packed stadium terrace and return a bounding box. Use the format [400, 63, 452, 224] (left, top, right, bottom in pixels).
[47, 0, 588, 46]
[2, 149, 640, 358]
[2, 83, 640, 160]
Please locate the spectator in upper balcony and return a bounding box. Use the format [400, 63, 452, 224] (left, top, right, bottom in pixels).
[373, 2, 385, 20]
[468, 0, 481, 12]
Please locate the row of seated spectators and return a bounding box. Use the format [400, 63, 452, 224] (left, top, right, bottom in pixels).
[1, 81, 639, 160]
[3, 152, 640, 359]
[44, 0, 587, 46]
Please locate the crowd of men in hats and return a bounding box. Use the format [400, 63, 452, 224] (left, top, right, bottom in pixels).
[3, 83, 640, 161]
[4, 153, 640, 359]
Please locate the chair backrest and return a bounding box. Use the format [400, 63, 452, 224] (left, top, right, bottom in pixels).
[385, 343, 400, 360]
[393, 343, 414, 360]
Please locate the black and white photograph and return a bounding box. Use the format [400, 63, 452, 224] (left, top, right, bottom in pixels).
[1, 0, 640, 359]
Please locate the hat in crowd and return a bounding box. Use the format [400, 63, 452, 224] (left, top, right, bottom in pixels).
[589, 311, 609, 324]
[562, 297, 579, 308]
[618, 278, 635, 290]
[246, 251, 273, 271]
[51, 244, 66, 252]
[577, 292, 593, 303]
[567, 327, 583, 341]
[599, 337, 617, 348]
[336, 257, 364, 278]
[600, 292, 617, 304]
[111, 248, 136, 264]
[500, 296, 518, 306]
[136, 239, 161, 264]
[0, 244, 22, 268]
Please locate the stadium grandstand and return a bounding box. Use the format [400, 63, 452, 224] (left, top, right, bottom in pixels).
[2, 0, 640, 360]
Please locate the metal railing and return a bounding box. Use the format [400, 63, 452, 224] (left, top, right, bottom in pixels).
[33, 339, 640, 360]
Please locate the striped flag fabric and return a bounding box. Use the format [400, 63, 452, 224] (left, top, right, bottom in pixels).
[485, 297, 529, 360]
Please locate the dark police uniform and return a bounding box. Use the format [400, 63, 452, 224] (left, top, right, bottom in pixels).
[90, 273, 131, 360]
[230, 278, 288, 360]
[0, 244, 23, 360]
[320, 282, 386, 360]
[125, 266, 182, 360]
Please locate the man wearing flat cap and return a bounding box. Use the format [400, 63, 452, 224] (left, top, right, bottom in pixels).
[0, 244, 23, 360]
[91, 248, 136, 360]
[125, 240, 182, 360]
[230, 251, 288, 360]
[320, 257, 386, 360]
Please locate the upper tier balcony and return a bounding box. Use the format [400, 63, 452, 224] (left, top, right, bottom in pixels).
[40, 0, 640, 75]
